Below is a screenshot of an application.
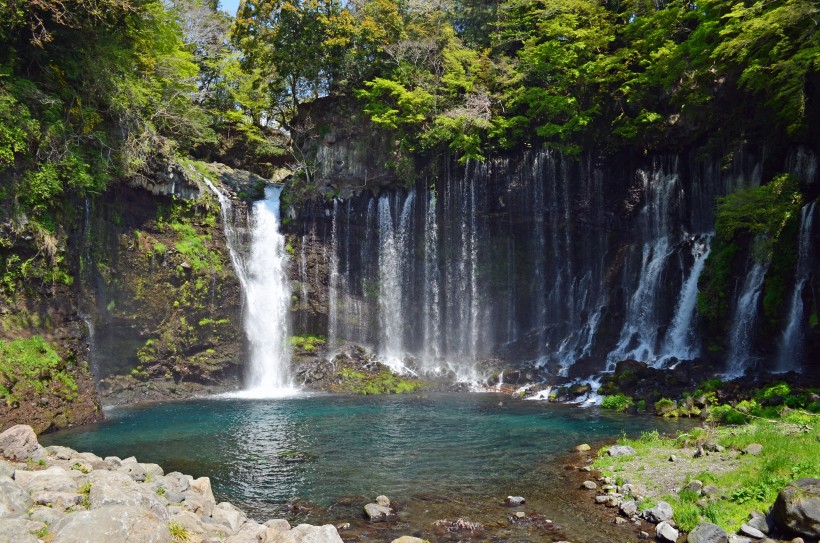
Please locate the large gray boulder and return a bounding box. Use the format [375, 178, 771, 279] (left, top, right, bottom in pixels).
[213, 501, 247, 533]
[364, 503, 393, 522]
[51, 505, 173, 543]
[688, 522, 728, 543]
[772, 478, 820, 538]
[0, 477, 32, 519]
[0, 425, 40, 461]
[88, 470, 170, 521]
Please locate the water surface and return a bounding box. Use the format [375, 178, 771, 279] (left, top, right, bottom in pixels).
[43, 393, 688, 542]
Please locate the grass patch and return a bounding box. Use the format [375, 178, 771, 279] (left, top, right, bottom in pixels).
[290, 334, 326, 352]
[335, 368, 424, 394]
[601, 393, 634, 412]
[593, 409, 820, 533]
[0, 336, 79, 407]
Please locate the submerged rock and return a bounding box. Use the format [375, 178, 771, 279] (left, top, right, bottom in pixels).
[503, 495, 526, 506]
[364, 503, 393, 522]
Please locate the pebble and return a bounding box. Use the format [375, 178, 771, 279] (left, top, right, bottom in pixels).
[515, 511, 526, 518]
[581, 481, 597, 490]
[669, 455, 677, 462]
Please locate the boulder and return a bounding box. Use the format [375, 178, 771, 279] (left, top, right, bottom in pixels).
[656, 521, 680, 542]
[581, 480, 598, 490]
[575, 444, 591, 451]
[51, 505, 173, 543]
[746, 511, 772, 535]
[392, 538, 427, 543]
[608, 445, 637, 457]
[88, 470, 170, 521]
[0, 425, 40, 461]
[0, 517, 44, 543]
[376, 495, 391, 507]
[0, 461, 13, 479]
[118, 458, 147, 482]
[743, 444, 763, 456]
[225, 520, 264, 543]
[0, 477, 32, 519]
[644, 501, 674, 523]
[620, 500, 638, 517]
[140, 463, 164, 479]
[364, 503, 393, 522]
[772, 478, 820, 538]
[259, 523, 344, 543]
[213, 501, 247, 533]
[739, 523, 765, 539]
[190, 476, 215, 503]
[29, 505, 65, 526]
[688, 522, 728, 543]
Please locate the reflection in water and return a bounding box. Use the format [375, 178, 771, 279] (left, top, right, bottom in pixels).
[44, 394, 689, 541]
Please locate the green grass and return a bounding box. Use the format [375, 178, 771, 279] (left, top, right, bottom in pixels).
[593, 410, 820, 533]
[0, 336, 79, 407]
[168, 522, 192, 542]
[601, 393, 634, 412]
[336, 368, 424, 394]
[290, 334, 326, 352]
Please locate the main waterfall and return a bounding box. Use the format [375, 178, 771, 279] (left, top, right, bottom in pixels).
[205, 181, 297, 397]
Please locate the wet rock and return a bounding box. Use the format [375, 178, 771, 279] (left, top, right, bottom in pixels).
[608, 445, 637, 457]
[432, 517, 484, 537]
[772, 478, 820, 538]
[581, 480, 598, 490]
[0, 425, 40, 461]
[51, 505, 172, 543]
[657, 521, 680, 542]
[688, 522, 729, 543]
[503, 496, 526, 506]
[376, 495, 391, 507]
[743, 444, 763, 456]
[391, 537, 427, 543]
[575, 444, 591, 451]
[643, 501, 674, 523]
[364, 503, 393, 522]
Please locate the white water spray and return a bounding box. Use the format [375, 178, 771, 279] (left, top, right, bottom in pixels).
[725, 260, 768, 377]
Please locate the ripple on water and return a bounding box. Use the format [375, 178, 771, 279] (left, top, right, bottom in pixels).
[42, 393, 691, 542]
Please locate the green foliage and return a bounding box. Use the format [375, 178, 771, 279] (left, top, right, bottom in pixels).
[290, 335, 326, 352]
[168, 522, 192, 542]
[0, 336, 78, 407]
[336, 368, 424, 394]
[601, 393, 634, 412]
[654, 398, 677, 416]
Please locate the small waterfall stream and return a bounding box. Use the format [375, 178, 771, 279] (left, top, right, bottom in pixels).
[776, 201, 816, 372]
[726, 260, 769, 377]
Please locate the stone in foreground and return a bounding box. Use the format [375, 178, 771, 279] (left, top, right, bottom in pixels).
[643, 501, 674, 523]
[0, 426, 40, 461]
[51, 505, 172, 543]
[656, 521, 680, 542]
[688, 522, 729, 543]
[772, 478, 820, 538]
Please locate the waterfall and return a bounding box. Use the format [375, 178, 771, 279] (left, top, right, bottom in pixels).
[607, 163, 680, 367]
[328, 200, 340, 344]
[775, 201, 816, 372]
[377, 192, 415, 371]
[725, 261, 768, 377]
[204, 180, 296, 397]
[663, 235, 712, 362]
[422, 189, 442, 361]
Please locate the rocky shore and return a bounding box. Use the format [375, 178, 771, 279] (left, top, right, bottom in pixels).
[0, 424, 350, 543]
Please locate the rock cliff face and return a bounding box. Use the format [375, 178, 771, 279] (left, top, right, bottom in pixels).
[281, 116, 820, 381]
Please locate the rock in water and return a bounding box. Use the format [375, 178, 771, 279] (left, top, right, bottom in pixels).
[391, 537, 426, 543]
[772, 478, 820, 538]
[0, 426, 40, 461]
[503, 496, 526, 506]
[608, 445, 637, 457]
[688, 522, 729, 543]
[364, 503, 393, 522]
[575, 444, 591, 451]
[376, 495, 391, 507]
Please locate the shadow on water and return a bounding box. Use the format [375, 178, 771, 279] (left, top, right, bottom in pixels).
[43, 393, 693, 542]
